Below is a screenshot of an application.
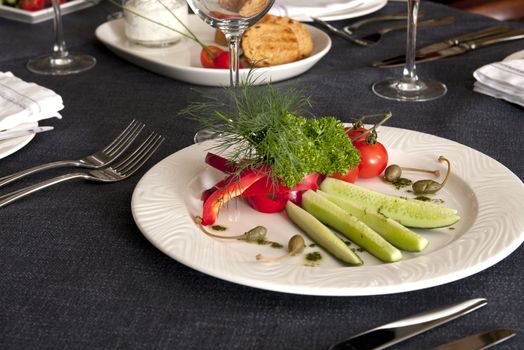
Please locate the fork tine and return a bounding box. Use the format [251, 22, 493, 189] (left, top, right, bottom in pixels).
[104, 120, 145, 157]
[113, 133, 164, 176]
[101, 120, 143, 155]
[120, 135, 164, 176]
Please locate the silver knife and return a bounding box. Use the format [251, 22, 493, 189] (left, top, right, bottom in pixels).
[328, 298, 487, 350]
[0, 126, 54, 141]
[373, 24, 513, 68]
[432, 329, 516, 350]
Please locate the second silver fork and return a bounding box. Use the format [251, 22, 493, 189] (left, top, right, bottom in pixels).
[0, 132, 164, 208]
[0, 119, 145, 188]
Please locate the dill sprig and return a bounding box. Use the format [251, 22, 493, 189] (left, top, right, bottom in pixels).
[182, 82, 360, 187]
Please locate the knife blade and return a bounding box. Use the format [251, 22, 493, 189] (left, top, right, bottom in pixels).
[432, 329, 516, 350]
[328, 298, 487, 350]
[373, 24, 513, 68]
[0, 126, 54, 141]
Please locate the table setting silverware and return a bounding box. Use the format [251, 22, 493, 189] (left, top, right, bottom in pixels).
[373, 25, 524, 67]
[312, 17, 371, 46]
[0, 132, 164, 208]
[0, 126, 54, 141]
[328, 298, 488, 350]
[343, 15, 454, 47]
[312, 15, 452, 47]
[342, 12, 425, 34]
[0, 119, 144, 188]
[432, 328, 516, 350]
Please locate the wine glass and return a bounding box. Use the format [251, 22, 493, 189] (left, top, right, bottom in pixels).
[188, 0, 274, 143]
[27, 0, 96, 75]
[372, 0, 447, 102]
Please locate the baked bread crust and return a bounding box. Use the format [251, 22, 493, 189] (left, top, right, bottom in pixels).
[241, 15, 313, 67]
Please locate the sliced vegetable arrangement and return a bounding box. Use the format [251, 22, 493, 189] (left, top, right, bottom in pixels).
[185, 82, 460, 266]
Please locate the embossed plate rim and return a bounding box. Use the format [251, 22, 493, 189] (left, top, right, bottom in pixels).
[131, 126, 524, 296]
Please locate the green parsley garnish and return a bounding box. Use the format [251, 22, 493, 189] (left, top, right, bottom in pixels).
[182, 83, 360, 187]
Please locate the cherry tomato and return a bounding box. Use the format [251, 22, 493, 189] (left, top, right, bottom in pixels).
[245, 193, 289, 213]
[213, 51, 244, 70]
[332, 167, 359, 183]
[19, 0, 45, 11]
[353, 140, 388, 179]
[200, 45, 223, 68]
[345, 126, 370, 143]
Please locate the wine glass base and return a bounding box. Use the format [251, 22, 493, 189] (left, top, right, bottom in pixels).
[193, 128, 222, 144]
[372, 78, 447, 102]
[27, 54, 96, 76]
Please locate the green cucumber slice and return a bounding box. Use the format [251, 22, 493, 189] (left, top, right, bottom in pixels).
[320, 178, 460, 228]
[285, 201, 362, 266]
[318, 190, 429, 252]
[301, 190, 402, 263]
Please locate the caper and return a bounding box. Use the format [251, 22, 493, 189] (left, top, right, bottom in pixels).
[256, 234, 306, 262]
[384, 164, 402, 182]
[412, 179, 442, 195]
[288, 235, 306, 256]
[411, 156, 451, 195]
[243, 226, 268, 242]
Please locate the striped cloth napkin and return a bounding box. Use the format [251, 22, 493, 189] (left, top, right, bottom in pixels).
[473, 59, 524, 108]
[0, 72, 63, 131]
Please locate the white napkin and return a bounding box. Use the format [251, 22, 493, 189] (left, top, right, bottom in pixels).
[0, 72, 63, 131]
[473, 59, 524, 108]
[269, 0, 363, 20]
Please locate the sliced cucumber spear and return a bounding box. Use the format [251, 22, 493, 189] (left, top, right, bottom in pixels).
[317, 190, 429, 252]
[285, 201, 363, 266]
[301, 190, 402, 263]
[320, 177, 460, 228]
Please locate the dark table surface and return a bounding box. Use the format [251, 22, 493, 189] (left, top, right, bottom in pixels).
[1, 1, 523, 349]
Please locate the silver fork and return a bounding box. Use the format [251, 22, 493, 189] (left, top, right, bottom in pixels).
[0, 132, 164, 208]
[343, 16, 455, 47]
[0, 119, 145, 188]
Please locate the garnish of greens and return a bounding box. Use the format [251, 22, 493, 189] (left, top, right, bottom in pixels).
[256, 235, 305, 262]
[182, 82, 361, 187]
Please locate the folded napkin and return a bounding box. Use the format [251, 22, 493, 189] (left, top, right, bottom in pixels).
[0, 72, 63, 131]
[269, 0, 363, 19]
[473, 59, 524, 108]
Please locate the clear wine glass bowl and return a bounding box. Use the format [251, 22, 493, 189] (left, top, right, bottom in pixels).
[27, 0, 96, 75]
[372, 0, 446, 102]
[187, 0, 274, 143]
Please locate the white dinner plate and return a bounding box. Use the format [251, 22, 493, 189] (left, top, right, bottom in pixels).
[504, 49, 524, 61]
[0, 122, 37, 160]
[95, 16, 331, 86]
[0, 0, 98, 24]
[277, 0, 388, 22]
[131, 126, 524, 296]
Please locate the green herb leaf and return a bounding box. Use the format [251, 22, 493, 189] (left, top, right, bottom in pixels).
[182, 82, 360, 187]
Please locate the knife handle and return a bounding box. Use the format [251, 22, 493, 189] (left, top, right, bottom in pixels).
[464, 27, 524, 50]
[347, 11, 426, 32]
[329, 299, 487, 350]
[445, 24, 510, 45]
[417, 24, 511, 55]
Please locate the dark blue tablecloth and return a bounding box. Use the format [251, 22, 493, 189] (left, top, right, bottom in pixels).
[1, 1, 523, 349]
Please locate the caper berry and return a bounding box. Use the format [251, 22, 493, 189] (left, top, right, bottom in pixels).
[411, 156, 451, 195]
[384, 164, 402, 182]
[412, 180, 442, 195]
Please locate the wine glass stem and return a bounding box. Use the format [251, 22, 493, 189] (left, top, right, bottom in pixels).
[225, 33, 241, 87]
[402, 0, 420, 84]
[51, 0, 68, 59]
